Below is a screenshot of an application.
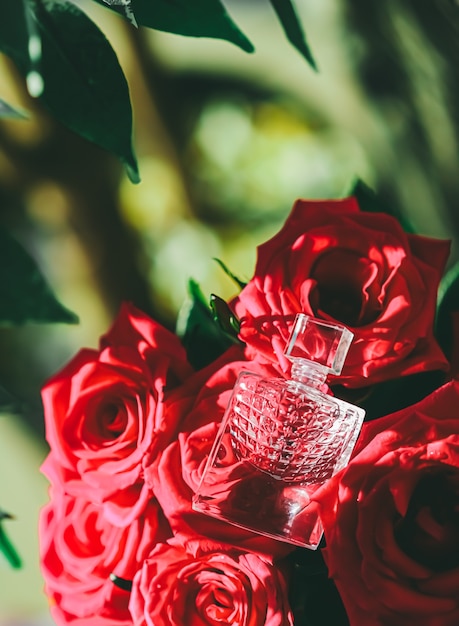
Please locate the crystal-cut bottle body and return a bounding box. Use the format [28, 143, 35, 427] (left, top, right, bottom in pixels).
[193, 370, 365, 549]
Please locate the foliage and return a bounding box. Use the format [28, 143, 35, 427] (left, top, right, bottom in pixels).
[0, 227, 79, 326]
[0, 0, 312, 573]
[0, 0, 139, 182]
[348, 178, 414, 233]
[176, 279, 238, 370]
[1, 6, 456, 625]
[0, 0, 313, 181]
[0, 98, 28, 119]
[0, 510, 22, 569]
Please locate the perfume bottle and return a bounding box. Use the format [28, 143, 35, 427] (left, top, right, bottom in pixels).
[192, 314, 365, 549]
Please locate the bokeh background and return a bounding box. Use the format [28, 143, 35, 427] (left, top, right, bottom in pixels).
[1, 0, 459, 623]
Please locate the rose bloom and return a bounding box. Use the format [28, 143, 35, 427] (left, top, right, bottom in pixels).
[129, 540, 294, 626]
[231, 197, 450, 387]
[146, 346, 292, 558]
[41, 302, 192, 526]
[39, 486, 170, 625]
[314, 380, 459, 626]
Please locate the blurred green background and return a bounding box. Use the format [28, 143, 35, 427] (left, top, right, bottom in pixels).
[1, 0, 459, 622]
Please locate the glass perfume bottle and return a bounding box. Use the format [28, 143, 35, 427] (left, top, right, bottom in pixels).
[192, 314, 365, 549]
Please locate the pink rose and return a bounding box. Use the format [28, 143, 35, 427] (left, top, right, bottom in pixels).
[129, 541, 294, 626]
[232, 197, 450, 387]
[314, 380, 459, 626]
[39, 487, 170, 625]
[41, 302, 192, 526]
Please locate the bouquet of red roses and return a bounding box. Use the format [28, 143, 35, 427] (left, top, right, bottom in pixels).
[39, 189, 459, 626]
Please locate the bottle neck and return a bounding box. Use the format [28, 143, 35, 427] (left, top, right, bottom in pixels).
[290, 359, 329, 390]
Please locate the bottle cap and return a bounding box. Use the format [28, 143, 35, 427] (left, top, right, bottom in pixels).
[284, 314, 353, 375]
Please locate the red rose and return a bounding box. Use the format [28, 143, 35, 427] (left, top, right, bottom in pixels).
[314, 380, 459, 626]
[129, 541, 294, 626]
[146, 347, 292, 558]
[39, 486, 170, 625]
[41, 302, 192, 526]
[232, 197, 450, 387]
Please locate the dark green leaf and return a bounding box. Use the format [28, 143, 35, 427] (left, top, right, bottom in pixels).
[332, 369, 447, 422]
[100, 1, 137, 27]
[210, 293, 240, 338]
[0, 227, 78, 324]
[0, 509, 13, 521]
[347, 179, 387, 214]
[437, 259, 459, 312]
[348, 179, 414, 232]
[269, 0, 316, 70]
[177, 280, 236, 369]
[213, 258, 246, 290]
[286, 549, 349, 626]
[0, 99, 28, 119]
[435, 260, 459, 363]
[0, 2, 28, 69]
[0, 383, 21, 413]
[109, 573, 133, 591]
[0, 0, 139, 182]
[0, 517, 22, 569]
[92, 0, 254, 53]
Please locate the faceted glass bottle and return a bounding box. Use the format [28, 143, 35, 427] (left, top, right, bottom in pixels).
[192, 314, 365, 549]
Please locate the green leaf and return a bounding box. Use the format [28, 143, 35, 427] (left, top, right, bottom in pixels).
[99, 1, 137, 27]
[0, 0, 139, 182]
[210, 293, 240, 338]
[213, 258, 246, 290]
[92, 0, 254, 53]
[109, 573, 133, 591]
[0, 512, 22, 569]
[348, 178, 414, 233]
[437, 259, 459, 309]
[0, 99, 28, 119]
[333, 369, 448, 422]
[0, 384, 21, 413]
[177, 280, 236, 370]
[286, 549, 348, 626]
[0, 227, 79, 325]
[435, 260, 459, 363]
[269, 0, 316, 70]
